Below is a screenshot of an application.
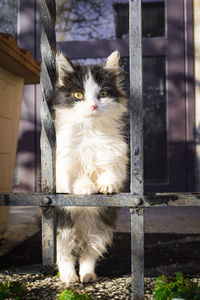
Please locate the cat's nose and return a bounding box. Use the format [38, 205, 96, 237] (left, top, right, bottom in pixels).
[91, 105, 98, 112]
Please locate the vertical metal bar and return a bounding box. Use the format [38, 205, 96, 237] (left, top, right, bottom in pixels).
[129, 0, 144, 299]
[130, 209, 144, 300]
[40, 0, 57, 268]
[40, 1, 56, 191]
[129, 0, 143, 194]
[42, 206, 56, 269]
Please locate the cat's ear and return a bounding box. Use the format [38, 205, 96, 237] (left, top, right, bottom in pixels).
[104, 51, 120, 70]
[56, 52, 74, 85]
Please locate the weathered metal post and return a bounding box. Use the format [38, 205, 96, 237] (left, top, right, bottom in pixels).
[40, 0, 57, 268]
[129, 0, 144, 298]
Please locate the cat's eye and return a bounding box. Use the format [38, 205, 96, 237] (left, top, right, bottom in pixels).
[99, 90, 108, 98]
[73, 91, 84, 100]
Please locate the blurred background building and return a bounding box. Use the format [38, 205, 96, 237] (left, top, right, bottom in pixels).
[0, 0, 198, 194]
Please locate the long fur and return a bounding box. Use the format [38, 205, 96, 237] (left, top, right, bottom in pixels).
[54, 51, 128, 285]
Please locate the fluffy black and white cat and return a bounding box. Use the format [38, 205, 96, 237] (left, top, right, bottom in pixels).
[54, 51, 128, 285]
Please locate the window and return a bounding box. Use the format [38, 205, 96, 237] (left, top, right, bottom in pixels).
[113, 1, 165, 39]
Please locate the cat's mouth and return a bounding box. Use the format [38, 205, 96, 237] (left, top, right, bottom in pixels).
[91, 105, 98, 113]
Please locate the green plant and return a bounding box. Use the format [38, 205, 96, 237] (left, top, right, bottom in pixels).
[57, 289, 92, 300]
[0, 280, 26, 300]
[153, 271, 200, 300]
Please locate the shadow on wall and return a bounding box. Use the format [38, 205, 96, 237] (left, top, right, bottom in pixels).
[13, 85, 41, 193]
[11, 0, 42, 193]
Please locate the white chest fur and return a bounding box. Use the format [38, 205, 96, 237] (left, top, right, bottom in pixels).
[55, 108, 128, 194]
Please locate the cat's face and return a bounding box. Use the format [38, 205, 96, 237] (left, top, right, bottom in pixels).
[54, 51, 127, 119]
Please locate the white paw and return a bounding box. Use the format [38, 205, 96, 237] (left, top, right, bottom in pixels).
[97, 175, 119, 194]
[60, 270, 79, 286]
[73, 176, 97, 195]
[80, 272, 97, 283]
[97, 172, 120, 194]
[98, 183, 119, 194]
[79, 258, 97, 283]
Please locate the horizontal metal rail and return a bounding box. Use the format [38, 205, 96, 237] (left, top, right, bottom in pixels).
[0, 193, 200, 207]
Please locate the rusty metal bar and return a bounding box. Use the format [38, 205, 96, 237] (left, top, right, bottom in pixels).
[129, 2, 143, 195]
[40, 0, 56, 192]
[40, 0, 57, 267]
[129, 0, 144, 298]
[0, 192, 200, 207]
[42, 206, 56, 270]
[130, 208, 144, 300]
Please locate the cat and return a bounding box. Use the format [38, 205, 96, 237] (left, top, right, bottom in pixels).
[54, 51, 128, 285]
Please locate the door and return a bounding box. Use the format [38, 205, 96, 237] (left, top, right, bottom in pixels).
[142, 0, 195, 192]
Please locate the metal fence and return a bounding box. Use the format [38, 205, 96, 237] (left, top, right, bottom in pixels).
[0, 0, 200, 299]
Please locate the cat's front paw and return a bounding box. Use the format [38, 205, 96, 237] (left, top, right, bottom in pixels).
[73, 176, 97, 195]
[60, 270, 79, 286]
[97, 174, 119, 194]
[98, 183, 119, 194]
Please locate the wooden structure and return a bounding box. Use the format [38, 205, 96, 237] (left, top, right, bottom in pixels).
[0, 33, 40, 237]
